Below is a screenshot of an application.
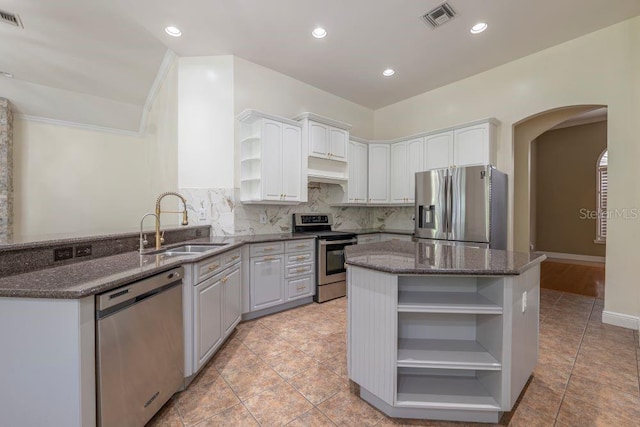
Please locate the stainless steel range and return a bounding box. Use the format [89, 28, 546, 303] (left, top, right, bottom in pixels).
[293, 213, 357, 303]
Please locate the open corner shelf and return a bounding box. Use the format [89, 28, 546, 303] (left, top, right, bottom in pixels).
[397, 338, 501, 370]
[397, 291, 502, 314]
[396, 373, 501, 411]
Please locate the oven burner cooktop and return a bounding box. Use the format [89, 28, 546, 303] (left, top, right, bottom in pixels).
[292, 213, 356, 240]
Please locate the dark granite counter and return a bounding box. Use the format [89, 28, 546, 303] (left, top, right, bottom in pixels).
[345, 240, 545, 275]
[0, 233, 315, 299]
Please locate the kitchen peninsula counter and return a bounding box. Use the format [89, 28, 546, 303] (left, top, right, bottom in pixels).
[345, 241, 544, 424]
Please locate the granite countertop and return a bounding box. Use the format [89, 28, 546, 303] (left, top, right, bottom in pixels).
[0, 233, 315, 299]
[345, 240, 546, 275]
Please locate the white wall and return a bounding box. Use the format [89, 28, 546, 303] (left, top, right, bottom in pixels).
[12, 62, 179, 239]
[374, 18, 640, 323]
[178, 56, 235, 189]
[233, 57, 374, 138]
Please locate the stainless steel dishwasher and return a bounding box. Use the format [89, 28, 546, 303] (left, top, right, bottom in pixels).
[96, 267, 184, 427]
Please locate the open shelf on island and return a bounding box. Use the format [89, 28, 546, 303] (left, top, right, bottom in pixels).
[396, 370, 501, 411]
[397, 338, 501, 370]
[398, 291, 503, 314]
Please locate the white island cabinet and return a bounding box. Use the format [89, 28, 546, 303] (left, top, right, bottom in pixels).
[346, 241, 544, 424]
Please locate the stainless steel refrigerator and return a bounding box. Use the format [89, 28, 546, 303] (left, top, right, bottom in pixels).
[415, 165, 508, 249]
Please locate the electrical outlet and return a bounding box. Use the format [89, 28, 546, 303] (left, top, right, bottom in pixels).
[198, 209, 206, 221]
[259, 213, 268, 224]
[522, 291, 528, 313]
[411, 214, 415, 221]
[75, 245, 92, 257]
[54, 247, 74, 262]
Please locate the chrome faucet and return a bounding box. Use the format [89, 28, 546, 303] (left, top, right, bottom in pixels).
[139, 213, 159, 254]
[155, 192, 189, 250]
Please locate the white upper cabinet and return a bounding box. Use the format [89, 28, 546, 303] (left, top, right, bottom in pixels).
[309, 122, 329, 158]
[424, 131, 454, 171]
[295, 113, 351, 162]
[425, 121, 497, 171]
[368, 144, 390, 203]
[281, 124, 302, 201]
[453, 123, 493, 167]
[238, 110, 306, 204]
[391, 138, 424, 204]
[347, 139, 368, 203]
[329, 128, 348, 161]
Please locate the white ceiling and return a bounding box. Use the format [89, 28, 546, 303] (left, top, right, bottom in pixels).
[1, 0, 639, 131]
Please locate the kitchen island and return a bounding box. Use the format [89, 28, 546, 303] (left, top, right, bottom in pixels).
[345, 241, 545, 424]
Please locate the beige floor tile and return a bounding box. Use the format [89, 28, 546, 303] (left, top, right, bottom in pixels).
[513, 377, 563, 420]
[556, 393, 640, 427]
[194, 404, 259, 427]
[219, 360, 286, 401]
[147, 397, 184, 427]
[322, 353, 348, 378]
[175, 372, 240, 427]
[287, 408, 337, 426]
[298, 335, 340, 362]
[243, 381, 314, 426]
[317, 389, 385, 426]
[565, 373, 640, 414]
[507, 402, 556, 427]
[211, 338, 260, 374]
[242, 332, 297, 358]
[260, 348, 317, 379]
[288, 363, 347, 404]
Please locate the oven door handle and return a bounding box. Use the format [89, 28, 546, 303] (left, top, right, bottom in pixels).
[319, 238, 358, 246]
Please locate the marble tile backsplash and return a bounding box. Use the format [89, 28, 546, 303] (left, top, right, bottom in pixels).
[372, 206, 414, 231]
[181, 183, 396, 236]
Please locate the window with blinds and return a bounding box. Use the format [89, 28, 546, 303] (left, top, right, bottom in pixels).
[596, 149, 608, 243]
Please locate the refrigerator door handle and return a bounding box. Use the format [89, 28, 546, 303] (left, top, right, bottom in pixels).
[447, 173, 454, 235]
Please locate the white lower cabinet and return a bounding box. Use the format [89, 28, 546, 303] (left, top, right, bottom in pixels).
[222, 265, 242, 336]
[250, 255, 285, 311]
[286, 275, 314, 300]
[248, 239, 315, 314]
[194, 275, 223, 369]
[190, 253, 243, 374]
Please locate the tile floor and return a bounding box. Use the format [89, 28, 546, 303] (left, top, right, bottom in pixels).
[149, 290, 640, 426]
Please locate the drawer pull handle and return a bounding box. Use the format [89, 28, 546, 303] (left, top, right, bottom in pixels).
[264, 247, 274, 251]
[264, 256, 275, 261]
[296, 256, 306, 260]
[208, 264, 220, 272]
[296, 244, 306, 248]
[230, 255, 240, 260]
[296, 285, 306, 291]
[296, 267, 307, 272]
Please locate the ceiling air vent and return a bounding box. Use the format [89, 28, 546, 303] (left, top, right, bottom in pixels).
[0, 10, 23, 28]
[422, 2, 456, 29]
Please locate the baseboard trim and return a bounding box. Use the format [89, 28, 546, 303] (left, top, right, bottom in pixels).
[602, 310, 639, 330]
[538, 251, 605, 263]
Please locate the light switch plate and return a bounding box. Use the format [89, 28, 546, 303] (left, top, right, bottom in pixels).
[198, 209, 206, 221]
[522, 291, 528, 313]
[259, 213, 267, 224]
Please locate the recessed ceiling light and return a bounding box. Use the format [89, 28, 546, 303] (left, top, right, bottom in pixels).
[382, 69, 395, 77]
[312, 27, 327, 39]
[470, 22, 488, 34]
[165, 26, 182, 37]
[1, 71, 14, 78]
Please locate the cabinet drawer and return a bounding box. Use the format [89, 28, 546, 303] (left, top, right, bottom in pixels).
[286, 276, 314, 300]
[285, 239, 315, 253]
[196, 255, 223, 282]
[286, 251, 313, 266]
[286, 263, 314, 278]
[223, 249, 241, 267]
[250, 242, 285, 257]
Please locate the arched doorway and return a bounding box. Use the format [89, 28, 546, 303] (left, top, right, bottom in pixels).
[513, 105, 607, 298]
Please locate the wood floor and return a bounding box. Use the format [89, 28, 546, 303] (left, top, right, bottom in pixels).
[540, 259, 605, 298]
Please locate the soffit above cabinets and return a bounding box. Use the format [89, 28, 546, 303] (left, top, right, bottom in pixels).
[0, 0, 639, 132]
